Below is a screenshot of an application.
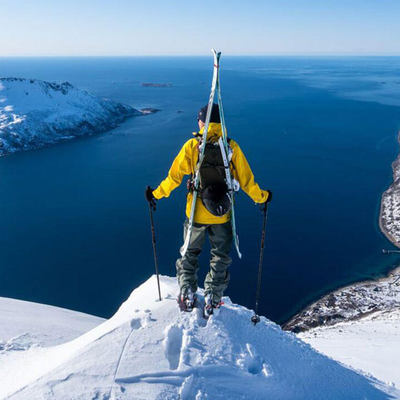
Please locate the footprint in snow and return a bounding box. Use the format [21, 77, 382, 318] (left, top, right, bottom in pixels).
[237, 343, 269, 376]
[164, 325, 184, 370]
[130, 319, 142, 330]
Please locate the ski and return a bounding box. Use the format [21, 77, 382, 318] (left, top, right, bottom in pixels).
[181, 48, 241, 259]
[180, 49, 221, 257]
[216, 72, 242, 258]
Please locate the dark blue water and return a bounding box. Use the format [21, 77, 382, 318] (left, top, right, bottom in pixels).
[1, 57, 400, 323]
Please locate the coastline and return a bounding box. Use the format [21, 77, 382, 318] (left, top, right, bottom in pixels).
[282, 265, 400, 332]
[284, 129, 400, 333]
[379, 131, 400, 248]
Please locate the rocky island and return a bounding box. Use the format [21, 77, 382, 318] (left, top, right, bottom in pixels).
[0, 78, 154, 156]
[140, 107, 161, 114]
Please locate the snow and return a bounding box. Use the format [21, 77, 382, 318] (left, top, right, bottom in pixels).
[0, 296, 104, 348]
[299, 309, 400, 390]
[0, 78, 140, 156]
[1, 275, 398, 399]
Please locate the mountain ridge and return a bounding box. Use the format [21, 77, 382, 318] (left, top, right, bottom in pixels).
[1, 275, 397, 399]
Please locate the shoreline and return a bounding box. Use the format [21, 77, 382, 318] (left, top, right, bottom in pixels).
[282, 265, 400, 332]
[283, 132, 400, 332]
[379, 130, 400, 248]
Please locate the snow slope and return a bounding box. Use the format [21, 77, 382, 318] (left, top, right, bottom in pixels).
[1, 276, 397, 400]
[299, 309, 400, 390]
[0, 78, 141, 156]
[0, 297, 104, 349]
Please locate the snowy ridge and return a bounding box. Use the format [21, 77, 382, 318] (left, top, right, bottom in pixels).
[0, 77, 141, 156]
[380, 131, 400, 247]
[0, 296, 104, 349]
[1, 276, 398, 399]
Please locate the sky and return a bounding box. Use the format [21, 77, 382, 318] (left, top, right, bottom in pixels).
[1, 0, 400, 56]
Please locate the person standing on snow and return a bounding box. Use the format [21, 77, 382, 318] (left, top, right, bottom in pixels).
[146, 103, 271, 317]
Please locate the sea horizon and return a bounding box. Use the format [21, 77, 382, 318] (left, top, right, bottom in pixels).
[2, 54, 400, 58]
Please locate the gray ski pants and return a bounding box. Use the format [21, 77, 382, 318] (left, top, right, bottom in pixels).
[176, 219, 233, 303]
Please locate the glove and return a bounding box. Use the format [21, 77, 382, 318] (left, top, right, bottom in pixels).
[259, 190, 272, 213]
[145, 186, 157, 211]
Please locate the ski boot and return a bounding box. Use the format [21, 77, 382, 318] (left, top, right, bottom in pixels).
[203, 294, 223, 319]
[177, 287, 197, 312]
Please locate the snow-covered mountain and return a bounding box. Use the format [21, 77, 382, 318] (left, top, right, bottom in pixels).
[0, 296, 104, 349]
[1, 276, 398, 400]
[0, 78, 142, 156]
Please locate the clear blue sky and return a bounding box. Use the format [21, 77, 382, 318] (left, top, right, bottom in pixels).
[1, 0, 399, 56]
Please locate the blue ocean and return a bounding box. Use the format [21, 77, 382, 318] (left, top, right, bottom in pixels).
[1, 56, 400, 324]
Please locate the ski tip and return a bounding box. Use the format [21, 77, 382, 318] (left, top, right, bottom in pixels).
[211, 48, 222, 58]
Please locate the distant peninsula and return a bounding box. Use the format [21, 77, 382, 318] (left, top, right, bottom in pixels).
[0, 78, 156, 156]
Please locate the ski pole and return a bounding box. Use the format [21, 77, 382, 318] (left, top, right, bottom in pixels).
[251, 202, 269, 325]
[147, 195, 162, 302]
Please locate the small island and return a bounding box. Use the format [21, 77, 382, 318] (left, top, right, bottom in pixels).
[140, 107, 160, 114]
[141, 82, 172, 88]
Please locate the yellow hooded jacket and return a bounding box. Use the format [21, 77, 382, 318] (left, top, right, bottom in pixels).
[153, 123, 269, 224]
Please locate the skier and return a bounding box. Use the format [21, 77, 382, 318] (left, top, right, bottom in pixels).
[146, 103, 271, 317]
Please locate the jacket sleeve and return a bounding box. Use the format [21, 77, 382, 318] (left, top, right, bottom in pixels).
[153, 140, 195, 199]
[231, 140, 269, 203]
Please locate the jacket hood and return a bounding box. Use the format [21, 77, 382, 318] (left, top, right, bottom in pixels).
[193, 122, 223, 142]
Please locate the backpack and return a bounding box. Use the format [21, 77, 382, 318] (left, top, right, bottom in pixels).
[194, 139, 233, 216]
